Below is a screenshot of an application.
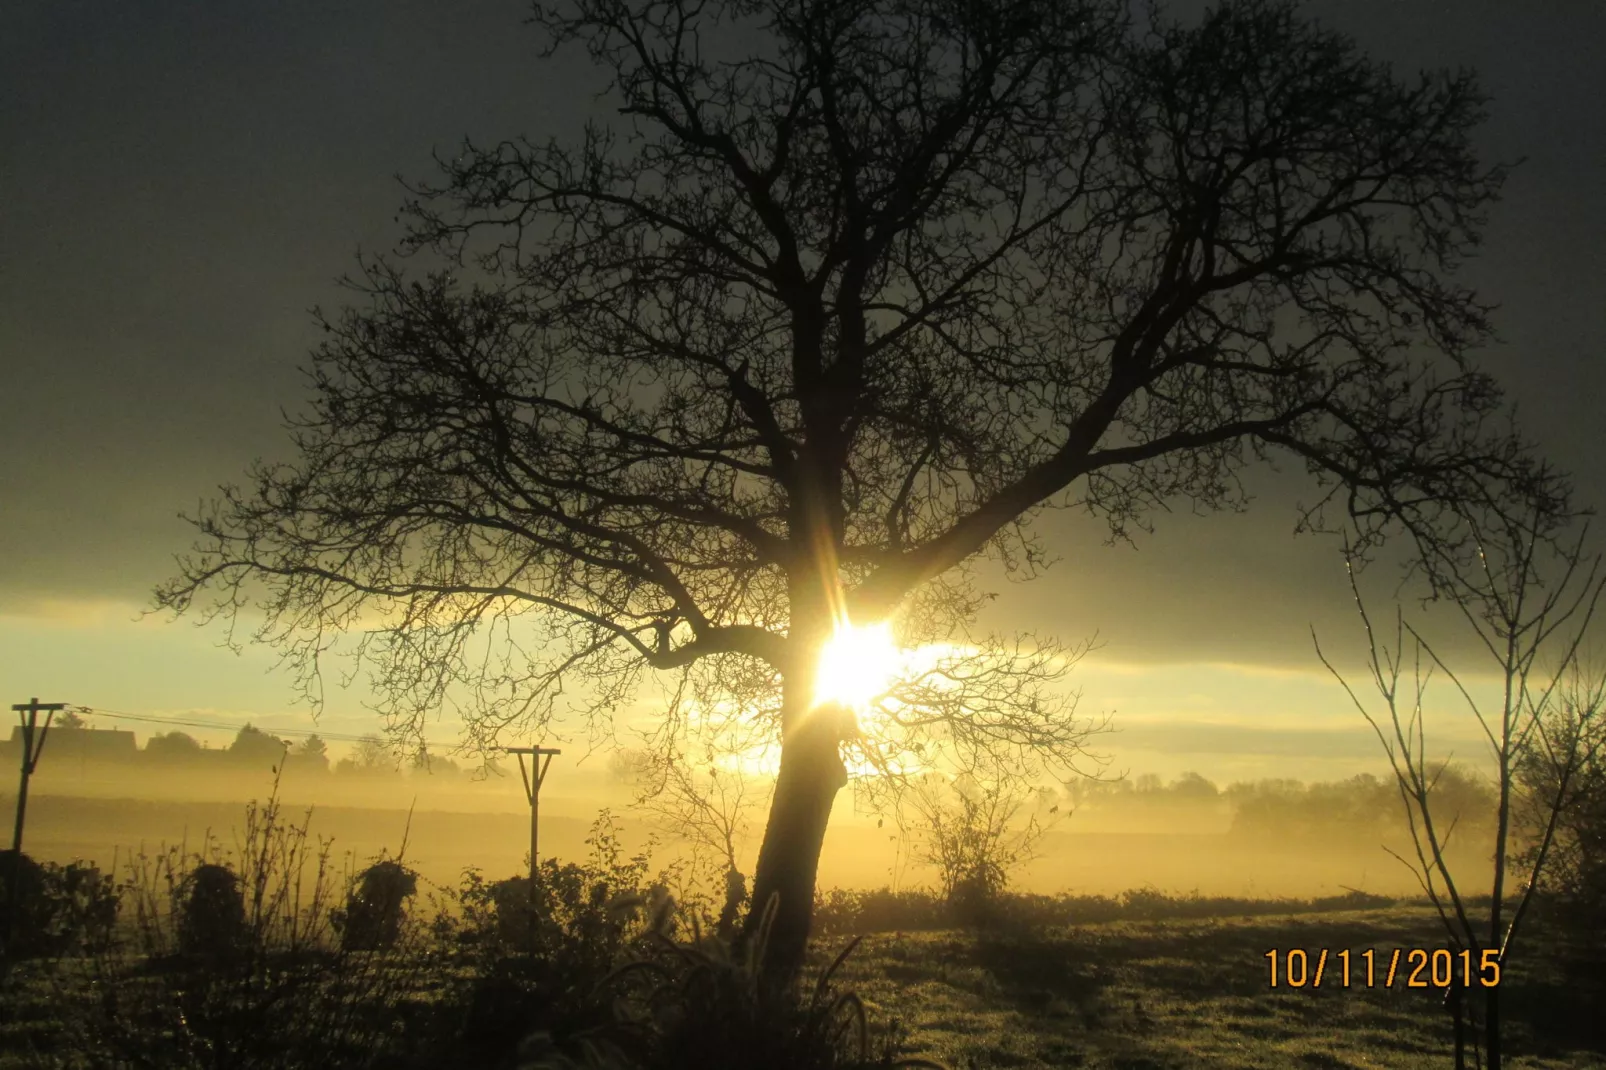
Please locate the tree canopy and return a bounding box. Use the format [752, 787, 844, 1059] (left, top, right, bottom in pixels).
[144, 730, 204, 762]
[159, 0, 1572, 982]
[228, 724, 289, 769]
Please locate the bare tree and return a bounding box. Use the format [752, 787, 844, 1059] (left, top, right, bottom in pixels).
[334, 735, 397, 777]
[614, 734, 767, 939]
[906, 773, 1058, 925]
[619, 748, 761, 879]
[160, 0, 1571, 985]
[1316, 502, 1604, 1070]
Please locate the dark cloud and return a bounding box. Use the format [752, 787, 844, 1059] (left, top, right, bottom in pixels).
[3, 0, 1600, 668]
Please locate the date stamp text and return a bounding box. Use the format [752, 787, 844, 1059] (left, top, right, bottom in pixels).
[1264, 948, 1501, 989]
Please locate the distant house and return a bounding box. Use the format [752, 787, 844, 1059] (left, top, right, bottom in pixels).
[0, 725, 139, 765]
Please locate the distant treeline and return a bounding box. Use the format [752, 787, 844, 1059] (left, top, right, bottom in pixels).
[2, 717, 473, 779]
[1065, 767, 1498, 842]
[10, 721, 1500, 842]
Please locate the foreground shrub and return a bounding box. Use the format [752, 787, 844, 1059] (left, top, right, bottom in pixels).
[407, 811, 680, 1068]
[1515, 692, 1606, 953]
[335, 858, 419, 951]
[177, 861, 247, 961]
[0, 849, 118, 961]
[514, 902, 946, 1070]
[7, 802, 977, 1069]
[47, 774, 433, 1069]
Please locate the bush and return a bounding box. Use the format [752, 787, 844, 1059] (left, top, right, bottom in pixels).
[47, 774, 433, 1069]
[813, 888, 947, 936]
[1515, 685, 1606, 947]
[177, 862, 247, 960]
[413, 811, 679, 1068]
[716, 866, 747, 942]
[906, 777, 1054, 929]
[8, 802, 979, 1069]
[0, 849, 118, 961]
[335, 858, 419, 951]
[514, 904, 945, 1070]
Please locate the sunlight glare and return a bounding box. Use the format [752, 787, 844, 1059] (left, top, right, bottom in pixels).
[814, 621, 901, 711]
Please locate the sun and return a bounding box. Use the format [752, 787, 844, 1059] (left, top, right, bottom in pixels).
[813, 621, 902, 711]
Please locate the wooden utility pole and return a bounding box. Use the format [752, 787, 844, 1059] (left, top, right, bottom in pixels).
[6, 698, 66, 948]
[504, 746, 560, 894]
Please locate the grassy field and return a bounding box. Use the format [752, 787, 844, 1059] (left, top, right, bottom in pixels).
[828, 906, 1606, 1069]
[3, 902, 1602, 1068]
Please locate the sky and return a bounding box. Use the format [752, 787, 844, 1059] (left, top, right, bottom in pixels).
[2, 0, 1603, 802]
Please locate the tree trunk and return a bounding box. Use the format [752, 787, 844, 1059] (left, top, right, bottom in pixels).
[1446, 979, 1467, 1070]
[1485, 983, 1501, 1070]
[740, 686, 848, 988]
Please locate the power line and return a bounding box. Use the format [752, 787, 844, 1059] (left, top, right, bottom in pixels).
[64, 705, 445, 748]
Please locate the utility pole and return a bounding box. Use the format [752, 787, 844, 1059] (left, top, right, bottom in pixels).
[6, 698, 66, 949]
[504, 745, 560, 898]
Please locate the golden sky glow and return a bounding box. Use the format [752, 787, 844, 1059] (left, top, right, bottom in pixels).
[0, 3, 1595, 806]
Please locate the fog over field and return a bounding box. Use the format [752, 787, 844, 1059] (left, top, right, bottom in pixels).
[3, 748, 1496, 902]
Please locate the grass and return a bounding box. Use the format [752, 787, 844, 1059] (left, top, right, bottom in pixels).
[5, 899, 1603, 1068]
[820, 905, 1606, 1070]
[4, 793, 1602, 1070]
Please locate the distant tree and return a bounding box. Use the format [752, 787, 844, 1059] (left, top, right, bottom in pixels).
[335, 734, 396, 776]
[1061, 770, 1221, 822]
[1222, 777, 1304, 808]
[55, 710, 86, 730]
[228, 723, 289, 769]
[1170, 772, 1219, 798]
[144, 731, 205, 763]
[289, 733, 331, 773]
[1225, 769, 1491, 845]
[159, 0, 1572, 984]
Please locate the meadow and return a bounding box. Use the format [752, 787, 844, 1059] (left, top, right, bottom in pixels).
[4, 856, 1602, 1068]
[0, 773, 1595, 1068]
[831, 906, 1605, 1069]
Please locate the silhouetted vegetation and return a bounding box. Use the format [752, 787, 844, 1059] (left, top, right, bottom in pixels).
[5, 773, 1606, 1068]
[904, 777, 1059, 929]
[0, 850, 117, 963]
[143, 730, 206, 764]
[334, 859, 419, 952]
[156, 0, 1574, 991]
[1317, 489, 1605, 1070]
[6, 0, 1599, 1061]
[0, 794, 947, 1068]
[811, 885, 1399, 938]
[1225, 768, 1498, 844]
[1515, 669, 1606, 972]
[176, 862, 247, 961]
